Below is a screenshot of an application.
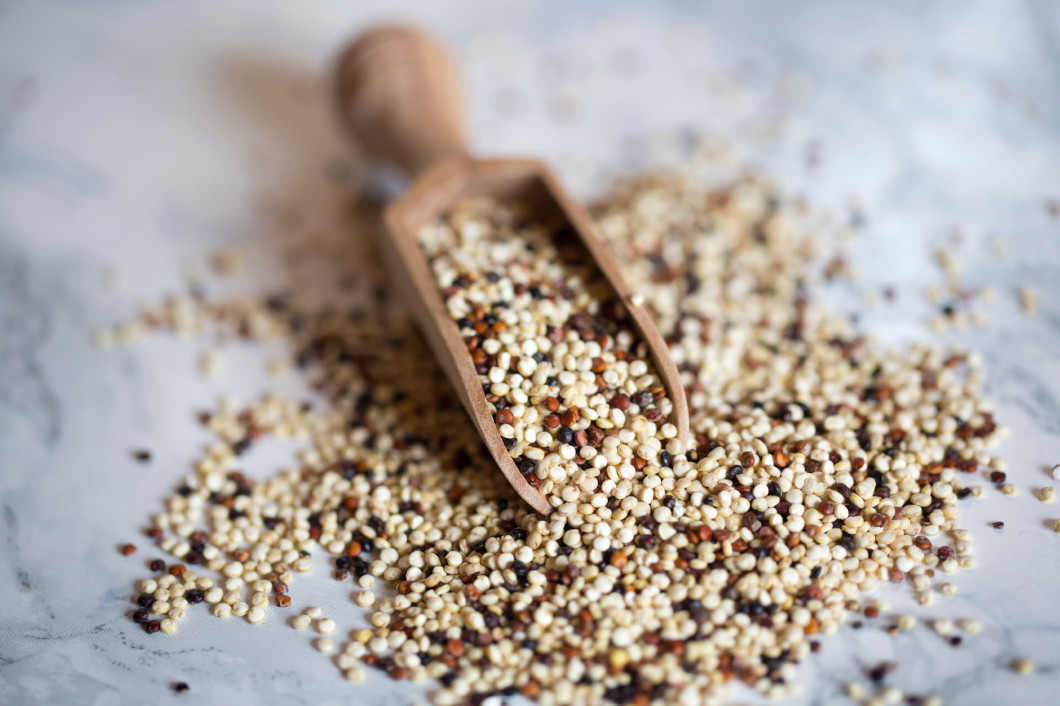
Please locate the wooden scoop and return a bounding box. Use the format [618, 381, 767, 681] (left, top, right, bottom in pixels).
[333, 26, 689, 515]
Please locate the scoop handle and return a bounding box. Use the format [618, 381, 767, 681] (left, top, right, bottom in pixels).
[333, 26, 469, 178]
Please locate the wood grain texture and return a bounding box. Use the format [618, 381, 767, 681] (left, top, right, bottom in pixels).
[334, 26, 467, 177]
[334, 27, 689, 516]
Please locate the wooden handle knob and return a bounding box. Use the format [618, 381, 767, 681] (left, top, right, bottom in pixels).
[334, 26, 468, 178]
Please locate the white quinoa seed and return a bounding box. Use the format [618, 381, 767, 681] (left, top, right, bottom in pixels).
[932, 618, 953, 636]
[317, 618, 336, 635]
[199, 350, 222, 379]
[880, 686, 903, 704]
[246, 606, 266, 624]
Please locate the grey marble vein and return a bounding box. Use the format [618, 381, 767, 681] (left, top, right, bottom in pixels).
[0, 246, 62, 446]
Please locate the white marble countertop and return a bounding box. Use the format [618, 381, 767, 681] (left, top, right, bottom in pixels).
[2, 2, 1059, 705]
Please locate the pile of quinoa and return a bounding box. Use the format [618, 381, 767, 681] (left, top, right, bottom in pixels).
[110, 164, 1008, 706]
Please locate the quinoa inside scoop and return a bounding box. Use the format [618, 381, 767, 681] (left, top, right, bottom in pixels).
[121, 169, 1004, 705]
[417, 196, 680, 509]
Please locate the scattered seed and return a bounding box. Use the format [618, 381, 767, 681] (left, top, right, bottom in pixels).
[1013, 658, 1035, 675]
[868, 661, 896, 683]
[880, 686, 903, 704]
[932, 618, 953, 636]
[199, 350, 222, 379]
[1019, 288, 1038, 317]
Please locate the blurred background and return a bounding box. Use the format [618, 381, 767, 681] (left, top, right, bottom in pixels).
[1, 2, 1058, 705]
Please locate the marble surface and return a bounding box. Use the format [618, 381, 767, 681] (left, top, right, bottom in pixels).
[2, 1, 1060, 704]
